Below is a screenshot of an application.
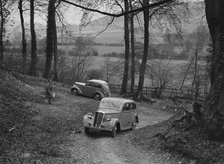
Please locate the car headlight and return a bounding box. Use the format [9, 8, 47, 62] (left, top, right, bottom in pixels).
[87, 112, 93, 119]
[103, 115, 111, 122]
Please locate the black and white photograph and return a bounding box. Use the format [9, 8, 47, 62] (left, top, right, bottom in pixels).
[0, 0, 224, 163]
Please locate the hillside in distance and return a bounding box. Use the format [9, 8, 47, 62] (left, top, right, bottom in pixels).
[7, 1, 206, 45]
[69, 1, 206, 44]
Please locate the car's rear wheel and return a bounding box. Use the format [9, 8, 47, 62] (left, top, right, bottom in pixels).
[71, 88, 78, 95]
[84, 127, 90, 135]
[131, 117, 138, 130]
[94, 93, 102, 100]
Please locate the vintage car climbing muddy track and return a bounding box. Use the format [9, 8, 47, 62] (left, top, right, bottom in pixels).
[38, 86, 173, 164]
[70, 98, 173, 164]
[0, 73, 176, 164]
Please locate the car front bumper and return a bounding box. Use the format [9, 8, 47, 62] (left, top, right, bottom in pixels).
[83, 119, 113, 132]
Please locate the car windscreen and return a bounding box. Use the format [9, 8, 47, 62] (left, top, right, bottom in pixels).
[99, 100, 122, 111]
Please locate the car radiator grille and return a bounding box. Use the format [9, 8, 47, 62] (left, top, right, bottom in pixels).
[93, 112, 104, 127]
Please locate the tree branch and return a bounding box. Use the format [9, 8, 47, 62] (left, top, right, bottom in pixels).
[61, 0, 175, 17]
[114, 0, 124, 12]
[95, 16, 115, 37]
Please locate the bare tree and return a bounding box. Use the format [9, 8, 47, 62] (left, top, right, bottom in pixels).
[44, 0, 56, 79]
[66, 36, 94, 82]
[130, 0, 136, 94]
[137, 0, 149, 99]
[179, 25, 208, 94]
[18, 0, 27, 74]
[61, 0, 174, 18]
[147, 59, 173, 98]
[205, 0, 224, 124]
[120, 0, 130, 95]
[102, 57, 123, 84]
[191, 25, 208, 93]
[180, 57, 194, 90]
[0, 0, 10, 63]
[53, 1, 58, 81]
[29, 0, 37, 76]
[0, 0, 3, 62]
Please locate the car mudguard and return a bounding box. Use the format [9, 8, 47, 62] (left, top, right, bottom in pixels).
[111, 118, 121, 131]
[71, 85, 82, 94]
[94, 91, 104, 98]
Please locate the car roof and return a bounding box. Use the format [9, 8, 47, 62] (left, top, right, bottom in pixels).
[88, 79, 108, 85]
[101, 97, 135, 104]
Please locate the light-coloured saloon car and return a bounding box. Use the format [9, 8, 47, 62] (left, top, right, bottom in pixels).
[71, 79, 111, 100]
[83, 97, 139, 137]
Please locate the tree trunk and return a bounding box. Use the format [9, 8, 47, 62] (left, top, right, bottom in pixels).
[130, 0, 135, 95]
[29, 0, 37, 76]
[0, 0, 4, 62]
[120, 0, 130, 95]
[19, 0, 27, 74]
[191, 49, 198, 92]
[137, 0, 149, 98]
[180, 57, 194, 90]
[205, 0, 224, 117]
[44, 0, 56, 79]
[53, 6, 58, 81]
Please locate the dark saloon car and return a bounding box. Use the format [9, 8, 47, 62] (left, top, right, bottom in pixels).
[71, 79, 111, 100]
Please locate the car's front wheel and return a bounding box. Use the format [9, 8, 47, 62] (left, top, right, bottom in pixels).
[94, 93, 102, 100]
[71, 88, 78, 95]
[84, 127, 90, 135]
[111, 124, 119, 137]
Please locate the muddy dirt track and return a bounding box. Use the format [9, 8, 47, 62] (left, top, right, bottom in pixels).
[47, 88, 173, 164]
[0, 74, 173, 164]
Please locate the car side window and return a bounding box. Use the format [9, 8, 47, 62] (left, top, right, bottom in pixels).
[130, 103, 136, 110]
[93, 83, 101, 88]
[86, 82, 92, 87]
[123, 103, 130, 111]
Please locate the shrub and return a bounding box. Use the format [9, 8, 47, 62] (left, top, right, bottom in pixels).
[86, 69, 104, 80]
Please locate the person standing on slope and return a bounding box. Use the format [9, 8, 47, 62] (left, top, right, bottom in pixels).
[45, 79, 55, 104]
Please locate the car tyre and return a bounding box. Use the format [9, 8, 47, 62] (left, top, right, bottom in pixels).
[84, 127, 90, 135]
[131, 117, 138, 130]
[71, 88, 78, 95]
[111, 125, 118, 137]
[94, 93, 102, 100]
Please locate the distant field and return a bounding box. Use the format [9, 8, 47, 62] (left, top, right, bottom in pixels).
[95, 31, 124, 44]
[58, 45, 124, 56]
[93, 45, 124, 55]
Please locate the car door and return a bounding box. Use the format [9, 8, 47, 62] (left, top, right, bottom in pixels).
[121, 103, 133, 129]
[92, 82, 101, 95]
[82, 82, 93, 96]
